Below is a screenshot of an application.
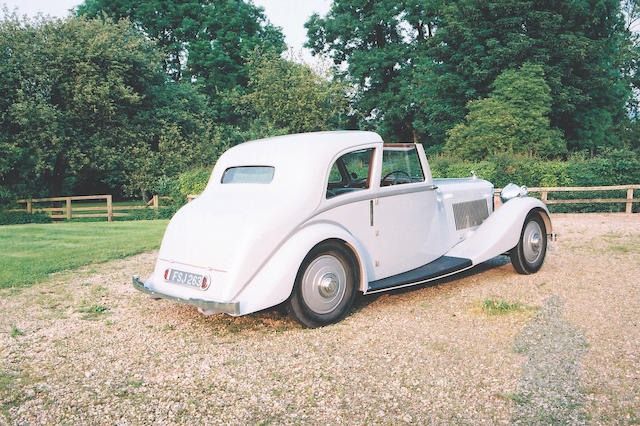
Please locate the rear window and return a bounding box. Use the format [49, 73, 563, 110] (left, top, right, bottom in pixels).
[221, 166, 275, 184]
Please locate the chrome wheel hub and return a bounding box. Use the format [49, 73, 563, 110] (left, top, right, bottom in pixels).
[318, 273, 339, 298]
[523, 221, 543, 264]
[301, 255, 347, 314]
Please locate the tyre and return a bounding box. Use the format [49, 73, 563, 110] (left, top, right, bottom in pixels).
[510, 212, 547, 274]
[289, 241, 358, 328]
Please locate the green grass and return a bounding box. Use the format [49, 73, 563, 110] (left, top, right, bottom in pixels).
[0, 220, 168, 288]
[9, 325, 23, 338]
[481, 299, 536, 316]
[76, 303, 111, 320]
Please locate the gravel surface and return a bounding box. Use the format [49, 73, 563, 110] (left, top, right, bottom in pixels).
[1, 213, 639, 424]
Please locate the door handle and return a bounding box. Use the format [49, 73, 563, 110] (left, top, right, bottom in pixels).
[369, 199, 374, 226]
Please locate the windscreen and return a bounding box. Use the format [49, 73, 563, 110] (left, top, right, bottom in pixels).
[221, 166, 275, 184]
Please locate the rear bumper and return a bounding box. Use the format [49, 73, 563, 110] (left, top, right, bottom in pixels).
[132, 275, 240, 315]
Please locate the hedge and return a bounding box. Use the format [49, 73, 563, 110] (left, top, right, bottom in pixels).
[160, 149, 640, 214]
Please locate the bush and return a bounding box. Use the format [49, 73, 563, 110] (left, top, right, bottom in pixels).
[0, 210, 52, 225]
[429, 149, 640, 213]
[429, 149, 640, 188]
[126, 205, 180, 221]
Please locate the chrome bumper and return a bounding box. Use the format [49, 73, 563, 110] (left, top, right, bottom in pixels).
[132, 275, 240, 315]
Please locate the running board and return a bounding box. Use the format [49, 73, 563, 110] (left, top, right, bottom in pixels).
[366, 256, 473, 294]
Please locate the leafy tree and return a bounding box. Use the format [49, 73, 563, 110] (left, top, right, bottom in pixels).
[446, 64, 565, 159]
[0, 13, 219, 199]
[77, 0, 285, 115]
[126, 82, 221, 200]
[420, 0, 631, 151]
[235, 51, 349, 135]
[305, 0, 442, 142]
[0, 13, 163, 197]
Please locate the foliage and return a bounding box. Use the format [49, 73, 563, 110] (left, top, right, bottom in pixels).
[419, 0, 632, 151]
[77, 0, 286, 119]
[429, 149, 640, 188]
[0, 210, 52, 225]
[235, 51, 349, 134]
[0, 220, 168, 288]
[446, 64, 566, 159]
[0, 14, 161, 197]
[0, 13, 222, 199]
[305, 0, 442, 141]
[481, 299, 535, 316]
[125, 82, 220, 198]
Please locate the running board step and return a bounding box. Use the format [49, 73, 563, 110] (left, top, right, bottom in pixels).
[367, 256, 473, 293]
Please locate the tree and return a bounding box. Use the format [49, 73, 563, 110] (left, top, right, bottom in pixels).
[446, 64, 565, 159]
[235, 51, 349, 135]
[305, 0, 442, 142]
[420, 0, 632, 151]
[0, 13, 218, 199]
[77, 0, 285, 117]
[0, 14, 164, 197]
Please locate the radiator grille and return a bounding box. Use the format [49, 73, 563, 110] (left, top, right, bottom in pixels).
[453, 199, 489, 230]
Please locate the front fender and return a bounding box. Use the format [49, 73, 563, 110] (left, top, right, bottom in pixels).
[446, 197, 551, 264]
[230, 220, 372, 316]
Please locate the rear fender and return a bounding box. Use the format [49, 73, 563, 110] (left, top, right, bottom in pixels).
[232, 221, 372, 315]
[446, 197, 551, 264]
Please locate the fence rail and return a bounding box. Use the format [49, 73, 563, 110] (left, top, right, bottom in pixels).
[11, 194, 170, 222]
[10, 184, 640, 222]
[494, 184, 640, 214]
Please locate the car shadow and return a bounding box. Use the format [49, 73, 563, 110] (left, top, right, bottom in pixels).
[350, 255, 512, 314]
[158, 256, 511, 331]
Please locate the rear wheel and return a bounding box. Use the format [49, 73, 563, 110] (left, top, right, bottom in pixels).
[510, 213, 547, 274]
[289, 241, 358, 328]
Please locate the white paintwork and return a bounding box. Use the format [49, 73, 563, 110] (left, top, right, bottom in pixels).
[447, 197, 550, 264]
[140, 131, 552, 316]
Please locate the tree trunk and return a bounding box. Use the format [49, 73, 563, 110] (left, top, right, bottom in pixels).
[141, 189, 150, 203]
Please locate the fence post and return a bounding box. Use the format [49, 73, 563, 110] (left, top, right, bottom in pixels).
[66, 197, 72, 220]
[627, 188, 634, 214]
[541, 191, 548, 203]
[153, 195, 159, 212]
[107, 195, 113, 222]
[26, 199, 32, 214]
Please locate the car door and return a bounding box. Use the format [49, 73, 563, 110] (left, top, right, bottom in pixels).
[366, 144, 449, 280]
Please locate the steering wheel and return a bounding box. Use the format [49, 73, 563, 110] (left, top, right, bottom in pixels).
[382, 170, 411, 186]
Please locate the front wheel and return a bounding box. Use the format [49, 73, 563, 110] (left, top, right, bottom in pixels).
[510, 213, 547, 274]
[289, 241, 358, 328]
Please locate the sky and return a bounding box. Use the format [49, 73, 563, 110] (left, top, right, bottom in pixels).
[1, 0, 331, 62]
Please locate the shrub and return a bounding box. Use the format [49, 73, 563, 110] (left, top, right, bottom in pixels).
[0, 210, 52, 225]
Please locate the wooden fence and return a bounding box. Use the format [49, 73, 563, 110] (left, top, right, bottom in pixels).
[12, 194, 169, 222]
[494, 184, 639, 214]
[10, 184, 640, 222]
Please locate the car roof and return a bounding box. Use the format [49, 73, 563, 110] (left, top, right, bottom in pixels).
[221, 131, 383, 164]
[207, 131, 383, 197]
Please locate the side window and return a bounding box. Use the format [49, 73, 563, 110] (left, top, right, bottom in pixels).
[380, 146, 425, 186]
[326, 148, 374, 199]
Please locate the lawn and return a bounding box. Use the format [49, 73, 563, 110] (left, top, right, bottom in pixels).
[0, 220, 168, 288]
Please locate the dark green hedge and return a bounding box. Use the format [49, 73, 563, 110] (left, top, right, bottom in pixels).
[429, 150, 640, 213]
[158, 149, 640, 214]
[0, 210, 52, 225]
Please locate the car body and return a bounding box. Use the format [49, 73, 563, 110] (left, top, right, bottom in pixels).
[133, 131, 552, 327]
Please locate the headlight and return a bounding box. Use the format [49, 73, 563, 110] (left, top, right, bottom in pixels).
[500, 183, 528, 203]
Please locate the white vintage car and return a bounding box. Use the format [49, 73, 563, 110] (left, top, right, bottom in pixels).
[133, 131, 552, 327]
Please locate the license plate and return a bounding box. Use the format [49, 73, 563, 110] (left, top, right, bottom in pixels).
[165, 268, 210, 290]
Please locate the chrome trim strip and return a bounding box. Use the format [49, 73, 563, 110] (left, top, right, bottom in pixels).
[363, 265, 475, 295]
[318, 183, 438, 215]
[132, 275, 240, 315]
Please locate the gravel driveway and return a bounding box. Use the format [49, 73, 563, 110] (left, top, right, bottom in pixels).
[1, 214, 639, 424]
